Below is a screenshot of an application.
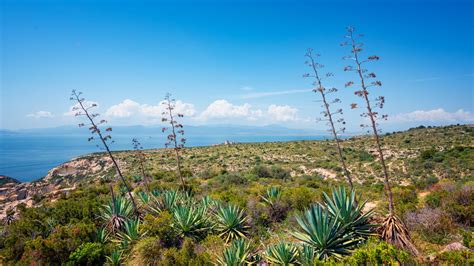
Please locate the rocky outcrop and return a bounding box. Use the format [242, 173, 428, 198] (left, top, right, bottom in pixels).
[0, 155, 115, 223]
[442, 242, 469, 252]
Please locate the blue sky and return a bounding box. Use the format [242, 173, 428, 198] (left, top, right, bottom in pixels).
[1, 0, 473, 131]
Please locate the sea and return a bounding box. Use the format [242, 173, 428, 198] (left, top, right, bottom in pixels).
[0, 133, 327, 182]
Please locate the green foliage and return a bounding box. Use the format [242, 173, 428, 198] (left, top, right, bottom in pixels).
[106, 250, 123, 266]
[264, 242, 299, 265]
[292, 204, 360, 260]
[116, 219, 143, 248]
[322, 187, 374, 238]
[217, 238, 253, 266]
[69, 242, 106, 265]
[172, 205, 211, 240]
[437, 250, 474, 265]
[133, 237, 164, 265]
[260, 186, 282, 207]
[298, 245, 317, 265]
[214, 204, 250, 243]
[22, 222, 96, 264]
[142, 212, 177, 247]
[99, 195, 134, 233]
[341, 239, 413, 265]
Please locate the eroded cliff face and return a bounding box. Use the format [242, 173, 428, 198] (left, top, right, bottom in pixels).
[0, 155, 115, 222]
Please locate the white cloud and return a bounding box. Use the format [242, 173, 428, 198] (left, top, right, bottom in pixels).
[198, 100, 262, 121]
[267, 104, 298, 121]
[105, 99, 141, 118]
[105, 99, 196, 123]
[390, 108, 474, 123]
[26, 111, 54, 118]
[197, 100, 300, 124]
[64, 101, 99, 116]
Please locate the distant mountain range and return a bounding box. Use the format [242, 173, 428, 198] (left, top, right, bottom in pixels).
[1, 124, 338, 137]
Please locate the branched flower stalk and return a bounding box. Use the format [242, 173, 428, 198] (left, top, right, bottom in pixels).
[342, 27, 419, 256]
[304, 49, 353, 190]
[161, 93, 187, 189]
[70, 90, 139, 215]
[132, 138, 151, 192]
[341, 27, 391, 212]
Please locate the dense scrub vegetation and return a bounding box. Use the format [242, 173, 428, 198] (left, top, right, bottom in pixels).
[1, 125, 472, 265]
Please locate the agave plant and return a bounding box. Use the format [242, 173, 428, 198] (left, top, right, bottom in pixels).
[381, 213, 420, 256]
[106, 250, 123, 266]
[138, 191, 162, 216]
[172, 205, 211, 240]
[323, 187, 374, 238]
[96, 227, 109, 244]
[298, 245, 316, 266]
[214, 204, 250, 243]
[100, 196, 134, 234]
[260, 186, 282, 207]
[217, 238, 253, 266]
[201, 195, 220, 211]
[116, 219, 144, 248]
[161, 189, 182, 211]
[292, 204, 359, 260]
[264, 242, 299, 265]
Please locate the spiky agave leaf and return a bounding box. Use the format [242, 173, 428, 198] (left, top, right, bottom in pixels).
[215, 204, 250, 243]
[96, 227, 109, 244]
[264, 242, 299, 265]
[116, 219, 144, 248]
[217, 238, 253, 266]
[172, 204, 211, 240]
[381, 213, 419, 256]
[298, 244, 316, 266]
[99, 196, 134, 234]
[292, 204, 359, 261]
[106, 250, 123, 266]
[161, 189, 183, 211]
[260, 186, 282, 207]
[138, 191, 163, 216]
[323, 187, 375, 238]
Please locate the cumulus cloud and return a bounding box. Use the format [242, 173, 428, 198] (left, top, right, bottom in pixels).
[105, 99, 141, 118]
[197, 99, 300, 123]
[267, 104, 298, 121]
[64, 101, 99, 116]
[390, 108, 474, 123]
[105, 99, 196, 122]
[198, 100, 262, 121]
[26, 111, 54, 118]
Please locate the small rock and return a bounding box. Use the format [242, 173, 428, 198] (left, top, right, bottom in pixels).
[442, 242, 468, 252]
[16, 189, 27, 200]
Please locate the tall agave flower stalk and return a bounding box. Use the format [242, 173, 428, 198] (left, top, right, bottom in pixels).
[161, 93, 187, 189]
[304, 49, 353, 189]
[70, 90, 139, 215]
[341, 27, 419, 256]
[132, 138, 151, 192]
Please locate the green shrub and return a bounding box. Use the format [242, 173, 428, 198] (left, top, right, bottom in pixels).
[142, 212, 177, 247]
[133, 237, 164, 265]
[252, 165, 272, 178]
[437, 250, 474, 265]
[69, 242, 105, 265]
[342, 239, 413, 265]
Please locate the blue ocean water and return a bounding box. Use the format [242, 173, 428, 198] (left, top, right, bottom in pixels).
[0, 133, 326, 182]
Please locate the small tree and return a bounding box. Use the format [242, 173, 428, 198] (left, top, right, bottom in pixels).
[304, 48, 353, 189]
[341, 27, 418, 255]
[132, 138, 151, 192]
[161, 93, 187, 189]
[70, 90, 139, 214]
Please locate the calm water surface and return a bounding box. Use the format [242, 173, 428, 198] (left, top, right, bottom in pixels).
[0, 134, 327, 182]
